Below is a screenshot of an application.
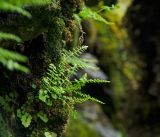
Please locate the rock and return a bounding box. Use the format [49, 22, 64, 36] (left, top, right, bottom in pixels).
[77, 102, 121, 137]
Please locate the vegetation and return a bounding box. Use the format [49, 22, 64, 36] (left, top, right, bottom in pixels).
[64, 117, 99, 137]
[1, 0, 157, 137]
[0, 0, 111, 136]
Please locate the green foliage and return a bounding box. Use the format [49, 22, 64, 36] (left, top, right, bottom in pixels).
[5, 0, 51, 6]
[0, 0, 50, 72]
[0, 1, 31, 18]
[0, 92, 18, 112]
[0, 47, 29, 73]
[0, 0, 110, 136]
[44, 131, 57, 137]
[78, 6, 113, 25]
[37, 111, 49, 123]
[63, 117, 99, 137]
[13, 46, 109, 130]
[17, 109, 32, 128]
[0, 0, 51, 18]
[0, 32, 21, 42]
[77, 4, 120, 25]
[0, 114, 10, 137]
[39, 46, 109, 107]
[98, 4, 120, 13]
[0, 0, 52, 130]
[0, 96, 12, 112]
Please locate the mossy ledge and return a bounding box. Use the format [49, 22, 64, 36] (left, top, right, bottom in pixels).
[0, 0, 84, 137]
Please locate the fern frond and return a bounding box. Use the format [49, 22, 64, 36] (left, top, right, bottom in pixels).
[0, 0, 51, 18]
[63, 46, 97, 75]
[86, 79, 110, 84]
[6, 0, 51, 6]
[98, 4, 120, 13]
[0, 32, 21, 42]
[0, 47, 29, 73]
[0, 47, 27, 62]
[79, 6, 113, 25]
[73, 92, 104, 104]
[63, 46, 88, 59]
[39, 46, 108, 108]
[0, 2, 31, 18]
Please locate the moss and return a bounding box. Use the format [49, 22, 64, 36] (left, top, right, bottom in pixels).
[0, 0, 84, 136]
[46, 17, 65, 65]
[63, 117, 99, 137]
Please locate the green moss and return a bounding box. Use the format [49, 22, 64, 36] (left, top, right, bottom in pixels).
[46, 17, 65, 65]
[63, 117, 99, 137]
[0, 0, 85, 136]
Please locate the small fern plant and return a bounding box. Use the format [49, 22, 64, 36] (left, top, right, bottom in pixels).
[39, 46, 109, 108]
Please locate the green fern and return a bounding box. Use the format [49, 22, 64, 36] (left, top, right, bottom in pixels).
[0, 32, 21, 42]
[79, 6, 113, 25]
[0, 47, 29, 73]
[77, 4, 119, 25]
[0, 0, 50, 72]
[37, 111, 49, 123]
[98, 4, 120, 13]
[0, 0, 51, 18]
[0, 1, 31, 18]
[39, 46, 109, 108]
[17, 109, 32, 128]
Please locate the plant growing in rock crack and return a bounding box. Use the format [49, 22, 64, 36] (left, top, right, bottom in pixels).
[16, 47, 110, 129]
[39, 45, 109, 109]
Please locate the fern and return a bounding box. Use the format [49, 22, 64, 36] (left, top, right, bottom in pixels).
[0, 1, 32, 18]
[0, 32, 21, 42]
[39, 46, 109, 108]
[44, 131, 57, 137]
[0, 47, 29, 73]
[6, 0, 51, 6]
[17, 109, 32, 128]
[0, 0, 50, 72]
[98, 4, 120, 13]
[79, 6, 113, 25]
[0, 0, 51, 18]
[37, 111, 49, 123]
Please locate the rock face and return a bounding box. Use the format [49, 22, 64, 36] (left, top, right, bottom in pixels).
[0, 0, 84, 137]
[124, 0, 160, 137]
[78, 102, 120, 137]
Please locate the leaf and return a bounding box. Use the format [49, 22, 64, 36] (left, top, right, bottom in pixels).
[6, 0, 52, 6]
[0, 48, 30, 73]
[38, 45, 109, 110]
[0, 48, 27, 62]
[37, 111, 48, 123]
[0, 2, 31, 18]
[99, 4, 120, 12]
[0, 0, 52, 18]
[44, 131, 57, 137]
[21, 112, 32, 128]
[39, 89, 52, 106]
[79, 7, 113, 25]
[0, 32, 21, 42]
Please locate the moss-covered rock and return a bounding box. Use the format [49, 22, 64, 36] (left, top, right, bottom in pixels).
[63, 117, 99, 137]
[0, 0, 84, 136]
